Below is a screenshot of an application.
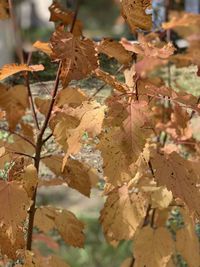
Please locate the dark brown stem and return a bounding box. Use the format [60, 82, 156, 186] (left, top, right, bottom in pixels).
[8, 0, 24, 63]
[13, 152, 35, 160]
[129, 257, 135, 267]
[42, 133, 53, 145]
[150, 209, 156, 228]
[26, 1, 80, 250]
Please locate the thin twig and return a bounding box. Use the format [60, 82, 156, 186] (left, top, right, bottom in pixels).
[0, 127, 36, 148]
[42, 133, 53, 144]
[13, 152, 35, 160]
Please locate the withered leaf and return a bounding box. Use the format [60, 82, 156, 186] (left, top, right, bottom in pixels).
[0, 180, 30, 242]
[120, 0, 152, 32]
[50, 28, 98, 86]
[35, 207, 85, 247]
[100, 185, 149, 243]
[43, 155, 98, 197]
[0, 83, 29, 130]
[97, 38, 132, 65]
[151, 151, 200, 218]
[33, 41, 52, 56]
[0, 0, 9, 20]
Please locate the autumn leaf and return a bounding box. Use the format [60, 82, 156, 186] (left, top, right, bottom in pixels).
[0, 63, 44, 81]
[97, 38, 132, 65]
[0, 180, 30, 242]
[43, 155, 98, 197]
[151, 151, 200, 218]
[100, 184, 149, 243]
[0, 83, 29, 130]
[49, 1, 82, 36]
[50, 27, 98, 86]
[0, 0, 9, 20]
[162, 13, 200, 30]
[33, 41, 52, 56]
[35, 207, 85, 247]
[34, 97, 51, 116]
[120, 0, 152, 32]
[133, 226, 175, 267]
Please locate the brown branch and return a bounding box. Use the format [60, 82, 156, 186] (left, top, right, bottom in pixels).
[26, 0, 80, 250]
[13, 152, 35, 160]
[0, 127, 36, 148]
[129, 257, 135, 267]
[42, 133, 53, 145]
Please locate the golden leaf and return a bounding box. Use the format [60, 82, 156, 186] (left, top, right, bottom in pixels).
[50, 28, 98, 86]
[0, 84, 29, 130]
[162, 13, 200, 30]
[43, 155, 98, 197]
[34, 97, 51, 116]
[100, 185, 149, 243]
[35, 207, 85, 247]
[0, 63, 44, 81]
[33, 41, 52, 56]
[133, 227, 175, 267]
[97, 38, 132, 65]
[120, 0, 152, 32]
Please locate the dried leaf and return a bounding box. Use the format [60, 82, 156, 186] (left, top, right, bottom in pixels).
[0, 180, 30, 242]
[97, 38, 132, 65]
[162, 13, 200, 30]
[100, 185, 149, 243]
[0, 84, 29, 130]
[0, 0, 9, 20]
[176, 209, 200, 267]
[120, 0, 152, 32]
[133, 226, 175, 267]
[43, 155, 98, 197]
[50, 28, 98, 86]
[49, 1, 82, 36]
[151, 151, 200, 218]
[95, 69, 128, 93]
[0, 64, 44, 80]
[34, 97, 51, 116]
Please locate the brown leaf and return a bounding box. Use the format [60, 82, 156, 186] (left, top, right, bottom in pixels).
[133, 226, 175, 267]
[151, 151, 200, 218]
[95, 69, 128, 93]
[0, 63, 44, 81]
[100, 185, 149, 243]
[162, 13, 200, 30]
[0, 0, 9, 20]
[55, 87, 88, 108]
[120, 0, 152, 32]
[34, 97, 51, 116]
[33, 41, 52, 56]
[43, 155, 98, 197]
[0, 180, 30, 242]
[97, 38, 132, 65]
[35, 207, 85, 247]
[49, 1, 82, 36]
[0, 84, 29, 130]
[50, 28, 98, 86]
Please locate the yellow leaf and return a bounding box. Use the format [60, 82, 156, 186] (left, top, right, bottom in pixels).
[133, 227, 175, 267]
[33, 41, 52, 56]
[0, 84, 29, 130]
[120, 0, 152, 32]
[0, 63, 44, 80]
[100, 185, 149, 243]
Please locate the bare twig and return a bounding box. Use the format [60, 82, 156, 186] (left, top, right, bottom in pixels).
[13, 152, 35, 160]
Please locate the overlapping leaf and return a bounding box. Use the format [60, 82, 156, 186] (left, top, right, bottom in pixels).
[50, 27, 98, 86]
[0, 0, 9, 20]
